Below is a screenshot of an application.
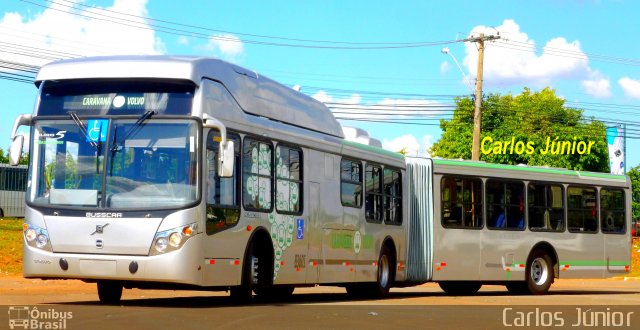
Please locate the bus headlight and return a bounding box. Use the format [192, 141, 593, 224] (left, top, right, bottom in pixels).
[24, 223, 52, 252]
[25, 228, 37, 242]
[155, 237, 168, 252]
[150, 223, 197, 256]
[36, 234, 49, 248]
[168, 232, 183, 247]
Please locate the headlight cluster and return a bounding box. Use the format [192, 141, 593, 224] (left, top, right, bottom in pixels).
[23, 223, 52, 251]
[150, 223, 197, 256]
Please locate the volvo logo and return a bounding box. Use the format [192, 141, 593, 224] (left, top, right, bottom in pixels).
[90, 223, 109, 236]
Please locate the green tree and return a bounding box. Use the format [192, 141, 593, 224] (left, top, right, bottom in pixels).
[430, 87, 610, 172]
[628, 165, 640, 221]
[0, 147, 29, 165]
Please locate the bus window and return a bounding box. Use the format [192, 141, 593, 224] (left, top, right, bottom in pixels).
[276, 145, 302, 215]
[340, 159, 362, 207]
[383, 168, 402, 224]
[600, 188, 625, 234]
[242, 137, 273, 212]
[528, 183, 565, 232]
[206, 132, 240, 235]
[441, 176, 482, 229]
[487, 180, 525, 230]
[567, 186, 597, 233]
[365, 164, 383, 222]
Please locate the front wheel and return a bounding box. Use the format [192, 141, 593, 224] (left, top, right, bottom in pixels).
[97, 281, 123, 304]
[525, 250, 554, 295]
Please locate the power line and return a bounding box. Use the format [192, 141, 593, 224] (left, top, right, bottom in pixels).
[21, 0, 463, 50]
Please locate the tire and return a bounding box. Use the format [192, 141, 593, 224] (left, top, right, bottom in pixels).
[97, 281, 123, 304]
[438, 281, 482, 295]
[230, 239, 272, 304]
[372, 245, 395, 297]
[525, 249, 554, 295]
[0, 208, 4, 218]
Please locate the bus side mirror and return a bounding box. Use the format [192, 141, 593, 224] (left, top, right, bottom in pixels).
[9, 135, 24, 166]
[218, 140, 234, 178]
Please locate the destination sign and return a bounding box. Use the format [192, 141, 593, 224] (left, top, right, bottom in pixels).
[38, 91, 193, 116]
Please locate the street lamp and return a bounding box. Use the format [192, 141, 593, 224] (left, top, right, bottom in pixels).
[441, 47, 473, 93]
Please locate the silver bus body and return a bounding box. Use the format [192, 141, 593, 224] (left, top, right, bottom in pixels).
[16, 56, 630, 300]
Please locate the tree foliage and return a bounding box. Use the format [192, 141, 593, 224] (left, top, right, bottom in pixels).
[628, 165, 640, 220]
[430, 87, 610, 172]
[0, 147, 29, 165]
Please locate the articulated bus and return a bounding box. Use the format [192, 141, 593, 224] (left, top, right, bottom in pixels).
[8, 56, 631, 304]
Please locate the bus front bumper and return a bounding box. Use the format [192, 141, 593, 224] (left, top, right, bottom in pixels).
[22, 234, 203, 286]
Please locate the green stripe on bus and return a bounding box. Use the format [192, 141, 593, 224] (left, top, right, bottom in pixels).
[563, 260, 628, 266]
[433, 159, 626, 181]
[341, 140, 405, 160]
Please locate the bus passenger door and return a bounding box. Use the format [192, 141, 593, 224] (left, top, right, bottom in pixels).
[305, 182, 321, 283]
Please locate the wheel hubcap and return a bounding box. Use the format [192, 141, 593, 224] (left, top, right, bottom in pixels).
[379, 255, 389, 288]
[530, 257, 548, 285]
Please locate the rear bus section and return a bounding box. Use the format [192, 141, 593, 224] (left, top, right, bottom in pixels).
[429, 159, 631, 295]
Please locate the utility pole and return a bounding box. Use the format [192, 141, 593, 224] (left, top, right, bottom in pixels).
[466, 33, 500, 161]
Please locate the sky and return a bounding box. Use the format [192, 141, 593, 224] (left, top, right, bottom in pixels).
[0, 0, 638, 170]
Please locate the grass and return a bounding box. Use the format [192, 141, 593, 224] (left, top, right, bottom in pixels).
[0, 218, 23, 275]
[631, 238, 640, 277]
[0, 217, 639, 277]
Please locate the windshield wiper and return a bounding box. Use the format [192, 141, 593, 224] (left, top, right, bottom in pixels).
[110, 110, 155, 153]
[69, 112, 98, 149]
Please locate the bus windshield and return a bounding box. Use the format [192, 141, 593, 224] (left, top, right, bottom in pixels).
[29, 118, 199, 210]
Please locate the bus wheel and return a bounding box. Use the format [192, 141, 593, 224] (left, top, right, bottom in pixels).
[525, 250, 553, 295]
[0, 208, 4, 218]
[97, 281, 123, 304]
[438, 281, 482, 295]
[230, 254, 257, 304]
[372, 245, 394, 297]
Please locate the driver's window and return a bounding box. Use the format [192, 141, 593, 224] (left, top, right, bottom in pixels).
[206, 131, 240, 235]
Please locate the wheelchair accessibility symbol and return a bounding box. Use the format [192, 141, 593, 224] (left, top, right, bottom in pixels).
[87, 119, 108, 142]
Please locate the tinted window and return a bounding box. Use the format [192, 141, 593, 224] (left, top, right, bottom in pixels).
[567, 186, 597, 233]
[528, 184, 565, 232]
[276, 145, 302, 215]
[487, 180, 525, 230]
[441, 176, 483, 228]
[206, 132, 240, 235]
[242, 138, 273, 211]
[600, 188, 625, 234]
[341, 159, 362, 207]
[383, 168, 402, 224]
[365, 164, 383, 222]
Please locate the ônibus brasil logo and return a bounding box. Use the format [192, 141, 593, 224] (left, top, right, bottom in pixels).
[7, 306, 72, 329]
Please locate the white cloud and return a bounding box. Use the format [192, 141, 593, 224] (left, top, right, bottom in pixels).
[463, 19, 590, 87]
[382, 134, 432, 157]
[177, 36, 189, 45]
[0, 0, 165, 67]
[618, 77, 640, 99]
[440, 61, 450, 75]
[581, 70, 611, 98]
[200, 33, 245, 63]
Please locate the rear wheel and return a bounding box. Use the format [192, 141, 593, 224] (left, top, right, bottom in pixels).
[438, 281, 482, 295]
[525, 250, 554, 295]
[97, 281, 123, 304]
[373, 246, 394, 297]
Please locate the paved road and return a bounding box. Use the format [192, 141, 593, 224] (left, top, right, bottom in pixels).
[1, 277, 639, 329]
